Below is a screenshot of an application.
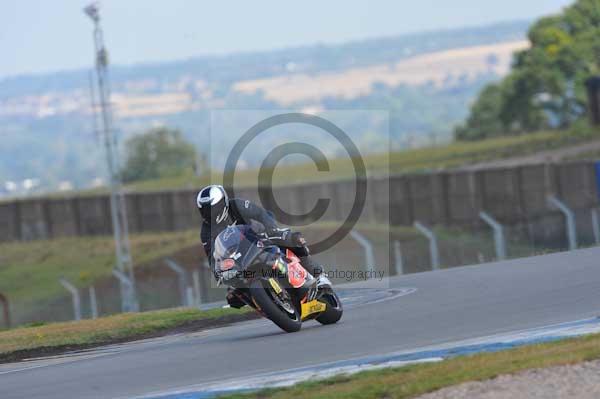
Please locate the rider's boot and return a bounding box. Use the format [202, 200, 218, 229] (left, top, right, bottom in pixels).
[226, 287, 246, 308]
[288, 232, 331, 288]
[299, 255, 331, 288]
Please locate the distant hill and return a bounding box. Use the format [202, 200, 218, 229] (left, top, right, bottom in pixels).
[0, 20, 530, 197]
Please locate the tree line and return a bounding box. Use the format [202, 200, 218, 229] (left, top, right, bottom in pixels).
[455, 0, 600, 140]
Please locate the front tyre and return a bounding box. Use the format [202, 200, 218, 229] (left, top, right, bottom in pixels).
[316, 291, 343, 325]
[250, 279, 302, 333]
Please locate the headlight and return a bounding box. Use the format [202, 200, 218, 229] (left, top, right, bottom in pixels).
[220, 258, 235, 271]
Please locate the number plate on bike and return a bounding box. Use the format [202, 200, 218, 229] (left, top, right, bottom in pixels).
[301, 300, 326, 318]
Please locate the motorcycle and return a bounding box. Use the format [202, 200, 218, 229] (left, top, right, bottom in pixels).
[214, 224, 343, 332]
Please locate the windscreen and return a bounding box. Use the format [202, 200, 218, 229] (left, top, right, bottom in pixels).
[213, 225, 261, 268]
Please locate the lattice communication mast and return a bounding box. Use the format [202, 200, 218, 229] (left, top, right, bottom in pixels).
[84, 2, 138, 312]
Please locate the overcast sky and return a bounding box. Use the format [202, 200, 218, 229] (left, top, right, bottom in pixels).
[0, 0, 573, 79]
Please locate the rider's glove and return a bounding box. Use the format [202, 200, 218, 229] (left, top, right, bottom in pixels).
[265, 227, 291, 241]
[264, 229, 308, 252]
[291, 231, 307, 247]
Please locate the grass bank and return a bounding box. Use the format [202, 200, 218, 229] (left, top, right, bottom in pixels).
[220, 332, 600, 399]
[0, 223, 542, 326]
[127, 129, 595, 192]
[0, 224, 398, 326]
[0, 307, 253, 363]
[0, 225, 407, 322]
[0, 230, 198, 321]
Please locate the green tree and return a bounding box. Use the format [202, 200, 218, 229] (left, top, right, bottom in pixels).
[456, 0, 600, 140]
[121, 127, 196, 182]
[455, 84, 505, 140]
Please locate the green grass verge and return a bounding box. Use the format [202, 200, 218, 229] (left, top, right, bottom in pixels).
[0, 307, 250, 359]
[0, 230, 198, 315]
[219, 332, 600, 399]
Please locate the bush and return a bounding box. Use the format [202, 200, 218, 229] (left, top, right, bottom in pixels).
[121, 127, 197, 183]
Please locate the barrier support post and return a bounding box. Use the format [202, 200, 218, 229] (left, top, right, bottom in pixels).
[414, 221, 440, 270]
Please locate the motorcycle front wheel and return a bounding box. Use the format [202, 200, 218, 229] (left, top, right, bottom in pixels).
[250, 279, 302, 333]
[316, 291, 343, 325]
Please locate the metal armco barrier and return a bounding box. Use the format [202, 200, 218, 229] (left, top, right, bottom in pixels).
[0, 293, 10, 328]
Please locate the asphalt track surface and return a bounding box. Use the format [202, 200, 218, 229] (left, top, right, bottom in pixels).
[2, 247, 600, 399]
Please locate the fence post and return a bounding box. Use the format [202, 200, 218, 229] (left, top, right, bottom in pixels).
[89, 286, 98, 319]
[592, 208, 600, 245]
[59, 277, 82, 321]
[349, 230, 375, 273]
[186, 287, 195, 308]
[165, 258, 190, 307]
[112, 269, 139, 312]
[547, 196, 578, 250]
[200, 259, 211, 303]
[393, 240, 404, 275]
[192, 270, 201, 306]
[414, 221, 440, 270]
[0, 293, 10, 328]
[479, 211, 507, 260]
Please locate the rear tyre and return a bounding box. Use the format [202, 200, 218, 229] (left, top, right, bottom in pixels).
[316, 291, 343, 325]
[250, 279, 302, 333]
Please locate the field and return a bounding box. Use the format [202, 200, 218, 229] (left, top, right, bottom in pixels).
[221, 332, 600, 399]
[233, 41, 527, 105]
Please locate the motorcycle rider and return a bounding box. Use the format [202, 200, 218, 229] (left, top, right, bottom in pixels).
[196, 184, 327, 308]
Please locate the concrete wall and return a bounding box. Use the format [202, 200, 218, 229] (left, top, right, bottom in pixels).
[1, 160, 598, 242]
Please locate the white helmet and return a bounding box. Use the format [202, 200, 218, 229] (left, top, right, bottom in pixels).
[196, 185, 229, 225]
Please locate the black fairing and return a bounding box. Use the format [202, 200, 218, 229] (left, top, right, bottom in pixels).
[213, 225, 279, 285]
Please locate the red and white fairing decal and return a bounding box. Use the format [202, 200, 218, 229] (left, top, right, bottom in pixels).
[286, 249, 307, 288]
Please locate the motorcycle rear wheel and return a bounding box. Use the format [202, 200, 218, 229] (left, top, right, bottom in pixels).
[250, 279, 302, 333]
